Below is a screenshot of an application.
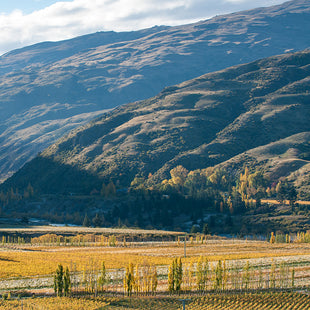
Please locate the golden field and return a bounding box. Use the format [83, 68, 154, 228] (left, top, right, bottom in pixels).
[0, 238, 310, 278]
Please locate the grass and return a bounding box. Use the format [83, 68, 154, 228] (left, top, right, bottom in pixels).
[0, 225, 182, 236]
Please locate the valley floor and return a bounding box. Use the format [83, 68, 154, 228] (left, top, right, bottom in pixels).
[0, 228, 309, 308]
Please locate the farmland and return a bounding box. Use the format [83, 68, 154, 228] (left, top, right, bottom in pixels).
[1, 292, 310, 309]
[0, 226, 310, 308]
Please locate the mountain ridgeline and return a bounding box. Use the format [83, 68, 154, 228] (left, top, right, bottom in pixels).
[1, 0, 310, 182]
[4, 50, 310, 197]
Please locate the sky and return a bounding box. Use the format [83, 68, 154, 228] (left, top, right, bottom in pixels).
[0, 0, 289, 56]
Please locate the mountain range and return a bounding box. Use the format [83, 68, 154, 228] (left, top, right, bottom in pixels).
[4, 49, 310, 199]
[1, 0, 310, 183]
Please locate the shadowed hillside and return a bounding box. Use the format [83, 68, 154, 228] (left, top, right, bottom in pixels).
[3, 50, 309, 196]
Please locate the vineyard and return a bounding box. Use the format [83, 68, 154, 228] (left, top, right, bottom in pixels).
[0, 227, 310, 308]
[0, 292, 309, 309]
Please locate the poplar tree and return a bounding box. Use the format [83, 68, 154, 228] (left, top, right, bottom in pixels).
[291, 267, 295, 288]
[134, 264, 140, 294]
[175, 257, 183, 293]
[270, 260, 276, 289]
[64, 267, 71, 296]
[279, 261, 285, 289]
[189, 261, 194, 291]
[196, 256, 204, 291]
[168, 260, 175, 293]
[124, 263, 134, 296]
[258, 265, 263, 289]
[203, 258, 210, 291]
[54, 264, 64, 297]
[222, 260, 228, 291]
[243, 261, 250, 290]
[168, 258, 183, 293]
[214, 260, 223, 290]
[98, 261, 106, 292]
[151, 265, 158, 294]
[197, 256, 209, 291]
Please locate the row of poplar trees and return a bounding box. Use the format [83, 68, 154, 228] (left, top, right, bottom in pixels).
[54, 264, 71, 297]
[124, 262, 158, 296]
[54, 258, 297, 296]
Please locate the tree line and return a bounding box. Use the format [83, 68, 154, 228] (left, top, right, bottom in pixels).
[54, 257, 299, 297]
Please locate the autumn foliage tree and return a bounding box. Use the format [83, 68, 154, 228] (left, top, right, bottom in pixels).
[54, 264, 65, 297]
[168, 258, 183, 294]
[124, 263, 135, 296]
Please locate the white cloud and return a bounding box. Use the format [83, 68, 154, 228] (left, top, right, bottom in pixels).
[0, 0, 287, 56]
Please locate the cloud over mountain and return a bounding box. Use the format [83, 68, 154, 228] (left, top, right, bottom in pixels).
[0, 0, 287, 55]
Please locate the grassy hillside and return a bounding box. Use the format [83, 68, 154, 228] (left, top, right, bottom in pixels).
[0, 0, 310, 182]
[3, 50, 309, 197]
[215, 132, 310, 198]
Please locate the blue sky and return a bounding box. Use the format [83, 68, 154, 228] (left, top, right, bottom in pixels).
[1, 0, 71, 14]
[0, 0, 288, 56]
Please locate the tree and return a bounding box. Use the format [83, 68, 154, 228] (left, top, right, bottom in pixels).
[24, 183, 34, 199]
[196, 256, 204, 291]
[202, 223, 210, 235]
[151, 266, 158, 294]
[270, 260, 276, 289]
[168, 260, 175, 293]
[222, 260, 228, 290]
[291, 267, 295, 288]
[190, 224, 200, 234]
[83, 214, 91, 227]
[98, 261, 106, 292]
[100, 183, 106, 197]
[130, 176, 146, 189]
[105, 181, 116, 197]
[124, 263, 134, 296]
[134, 264, 140, 294]
[184, 170, 206, 196]
[243, 261, 250, 290]
[175, 258, 183, 293]
[64, 267, 71, 296]
[169, 166, 189, 193]
[287, 183, 297, 206]
[54, 264, 64, 297]
[214, 260, 223, 290]
[168, 258, 182, 294]
[92, 213, 103, 227]
[270, 232, 276, 244]
[275, 180, 296, 205]
[170, 166, 189, 186]
[183, 261, 194, 291]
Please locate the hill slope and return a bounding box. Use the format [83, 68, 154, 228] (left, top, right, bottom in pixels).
[4, 50, 310, 195]
[1, 0, 310, 182]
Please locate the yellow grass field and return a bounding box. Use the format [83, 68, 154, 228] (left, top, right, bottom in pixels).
[0, 238, 310, 278]
[0, 225, 182, 236]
